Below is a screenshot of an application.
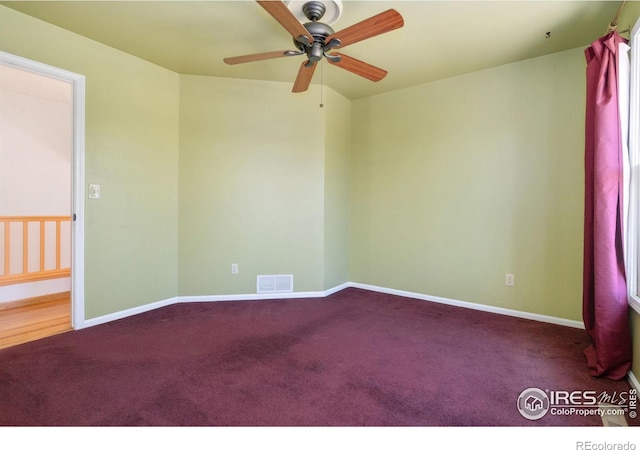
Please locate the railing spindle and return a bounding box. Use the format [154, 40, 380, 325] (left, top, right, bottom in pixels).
[3, 222, 9, 277]
[22, 221, 28, 274]
[39, 220, 45, 272]
[56, 219, 61, 270]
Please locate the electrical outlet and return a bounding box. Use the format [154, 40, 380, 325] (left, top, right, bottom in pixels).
[506, 273, 515, 287]
[231, 263, 239, 275]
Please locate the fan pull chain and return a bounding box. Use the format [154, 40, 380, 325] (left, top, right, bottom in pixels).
[319, 60, 324, 108]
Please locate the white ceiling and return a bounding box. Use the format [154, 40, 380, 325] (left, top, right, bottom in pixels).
[1, 1, 625, 100]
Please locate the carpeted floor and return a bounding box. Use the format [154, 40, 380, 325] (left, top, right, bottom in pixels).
[0, 288, 636, 426]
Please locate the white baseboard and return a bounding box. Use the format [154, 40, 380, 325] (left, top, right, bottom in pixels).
[81, 296, 179, 329]
[80, 283, 353, 329]
[177, 282, 351, 304]
[628, 370, 640, 392]
[346, 282, 585, 329]
[78, 282, 583, 331]
[323, 282, 351, 296]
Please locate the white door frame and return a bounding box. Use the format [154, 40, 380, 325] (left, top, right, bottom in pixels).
[0, 51, 86, 329]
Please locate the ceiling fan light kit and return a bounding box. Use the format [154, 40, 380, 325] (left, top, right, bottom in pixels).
[223, 0, 404, 93]
[286, 0, 343, 26]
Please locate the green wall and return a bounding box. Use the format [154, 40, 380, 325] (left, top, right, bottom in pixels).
[350, 47, 586, 321]
[619, 2, 640, 33]
[0, 6, 180, 318]
[178, 74, 350, 295]
[323, 88, 351, 290]
[178, 74, 325, 295]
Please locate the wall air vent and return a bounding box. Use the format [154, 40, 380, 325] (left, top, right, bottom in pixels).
[257, 275, 294, 294]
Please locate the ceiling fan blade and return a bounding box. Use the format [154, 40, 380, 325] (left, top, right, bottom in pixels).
[292, 61, 317, 93]
[326, 9, 403, 49]
[327, 53, 387, 82]
[257, 1, 314, 45]
[224, 50, 300, 65]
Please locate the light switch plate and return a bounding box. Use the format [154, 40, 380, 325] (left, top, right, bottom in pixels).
[89, 184, 101, 199]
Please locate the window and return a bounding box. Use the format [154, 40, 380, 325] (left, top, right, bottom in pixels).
[626, 17, 640, 314]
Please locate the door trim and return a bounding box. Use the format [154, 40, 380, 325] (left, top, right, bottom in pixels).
[0, 51, 86, 329]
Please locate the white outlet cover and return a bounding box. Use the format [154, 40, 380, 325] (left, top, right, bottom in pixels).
[506, 273, 515, 286]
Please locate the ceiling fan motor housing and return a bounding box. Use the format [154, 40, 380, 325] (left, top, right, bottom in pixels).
[288, 1, 339, 62]
[297, 21, 335, 62]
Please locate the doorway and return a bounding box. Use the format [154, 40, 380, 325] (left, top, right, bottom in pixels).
[0, 51, 85, 345]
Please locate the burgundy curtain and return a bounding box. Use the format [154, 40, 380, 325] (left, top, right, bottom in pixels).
[583, 31, 632, 381]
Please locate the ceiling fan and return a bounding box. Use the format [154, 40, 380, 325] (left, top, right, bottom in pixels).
[223, 0, 404, 93]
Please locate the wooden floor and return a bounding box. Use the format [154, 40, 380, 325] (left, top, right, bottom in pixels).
[0, 292, 72, 350]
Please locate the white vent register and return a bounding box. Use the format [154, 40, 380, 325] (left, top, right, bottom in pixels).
[257, 275, 294, 294]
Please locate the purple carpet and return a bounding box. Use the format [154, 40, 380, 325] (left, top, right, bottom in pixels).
[0, 288, 636, 426]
